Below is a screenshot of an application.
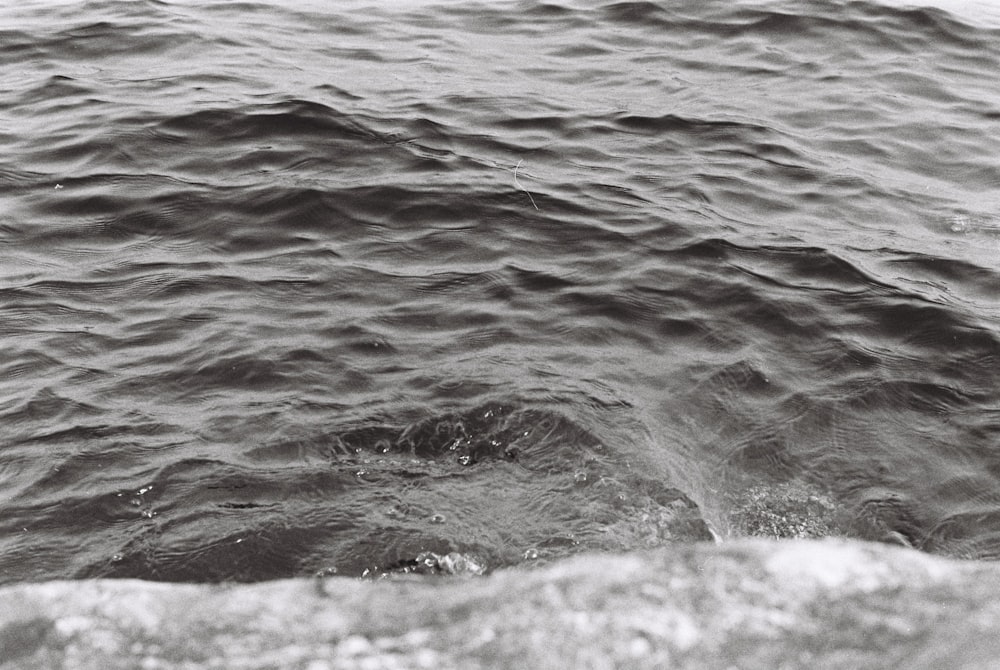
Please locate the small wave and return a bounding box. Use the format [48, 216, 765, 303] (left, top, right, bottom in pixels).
[0, 402, 715, 582]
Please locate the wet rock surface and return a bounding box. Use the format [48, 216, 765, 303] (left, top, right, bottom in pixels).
[3, 538, 1000, 670]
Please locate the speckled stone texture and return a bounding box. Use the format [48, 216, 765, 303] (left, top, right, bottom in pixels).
[3, 538, 1000, 669]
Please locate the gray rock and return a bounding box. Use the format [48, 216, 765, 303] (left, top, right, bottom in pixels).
[3, 538, 1000, 669]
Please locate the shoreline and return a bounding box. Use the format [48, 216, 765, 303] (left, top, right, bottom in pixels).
[4, 537, 998, 669]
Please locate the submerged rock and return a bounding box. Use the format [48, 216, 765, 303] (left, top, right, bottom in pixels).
[3, 538, 1000, 669]
[729, 481, 837, 539]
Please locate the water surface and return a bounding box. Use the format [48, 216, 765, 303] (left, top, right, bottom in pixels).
[2, 0, 1000, 582]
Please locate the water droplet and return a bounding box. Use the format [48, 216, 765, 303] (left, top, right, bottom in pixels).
[430, 513, 446, 524]
[523, 548, 539, 560]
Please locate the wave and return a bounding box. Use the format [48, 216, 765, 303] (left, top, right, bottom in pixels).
[3, 0, 1000, 583]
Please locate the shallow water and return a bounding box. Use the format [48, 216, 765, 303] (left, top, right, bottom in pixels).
[2, 0, 1000, 583]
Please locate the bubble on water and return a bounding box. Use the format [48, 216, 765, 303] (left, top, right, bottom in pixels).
[523, 547, 539, 560]
[140, 509, 156, 519]
[457, 455, 473, 466]
[430, 513, 446, 524]
[111, 553, 123, 562]
[573, 471, 589, 485]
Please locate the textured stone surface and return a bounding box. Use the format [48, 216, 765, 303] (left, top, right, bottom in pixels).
[3, 538, 1000, 669]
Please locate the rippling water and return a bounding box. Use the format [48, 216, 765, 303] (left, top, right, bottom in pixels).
[2, 0, 1000, 583]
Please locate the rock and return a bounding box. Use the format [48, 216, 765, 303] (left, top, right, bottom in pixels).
[3, 538, 1000, 669]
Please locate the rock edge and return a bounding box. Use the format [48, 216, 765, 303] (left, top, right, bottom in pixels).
[3, 538, 1000, 669]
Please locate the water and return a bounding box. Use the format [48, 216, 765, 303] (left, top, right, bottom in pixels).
[2, 0, 1000, 583]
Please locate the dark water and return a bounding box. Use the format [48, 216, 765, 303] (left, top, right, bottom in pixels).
[3, 0, 1000, 583]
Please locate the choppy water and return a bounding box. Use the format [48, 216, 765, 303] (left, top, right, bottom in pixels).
[2, 0, 1000, 583]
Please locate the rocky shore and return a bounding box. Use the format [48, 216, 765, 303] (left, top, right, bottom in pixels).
[3, 538, 999, 669]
